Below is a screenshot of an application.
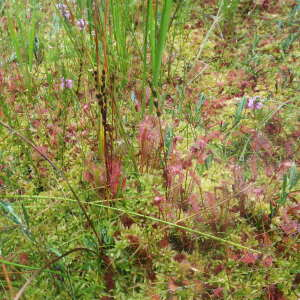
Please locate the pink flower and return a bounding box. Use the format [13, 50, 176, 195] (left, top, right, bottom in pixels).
[246, 96, 263, 110]
[56, 3, 71, 19]
[60, 78, 73, 89]
[76, 19, 87, 30]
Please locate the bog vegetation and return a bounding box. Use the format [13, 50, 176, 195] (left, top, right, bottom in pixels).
[0, 0, 299, 299]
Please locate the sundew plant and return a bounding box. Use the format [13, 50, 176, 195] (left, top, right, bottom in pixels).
[0, 0, 299, 299]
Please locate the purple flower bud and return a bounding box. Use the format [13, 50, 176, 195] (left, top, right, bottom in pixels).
[65, 79, 73, 89]
[56, 3, 65, 9]
[76, 19, 87, 30]
[246, 96, 263, 110]
[56, 3, 71, 19]
[61, 78, 73, 89]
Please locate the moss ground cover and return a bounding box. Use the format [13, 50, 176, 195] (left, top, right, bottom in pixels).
[0, 0, 299, 299]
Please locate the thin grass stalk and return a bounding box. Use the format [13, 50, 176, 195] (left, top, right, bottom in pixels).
[141, 0, 154, 114]
[149, 0, 156, 78]
[0, 257, 61, 275]
[152, 0, 172, 88]
[1, 258, 13, 298]
[191, 7, 221, 70]
[111, 0, 128, 75]
[1, 194, 263, 255]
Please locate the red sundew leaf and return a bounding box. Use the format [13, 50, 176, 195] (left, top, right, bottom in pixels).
[0, 69, 4, 86]
[120, 214, 134, 228]
[231, 163, 245, 186]
[205, 192, 218, 218]
[147, 267, 156, 282]
[251, 133, 273, 156]
[206, 130, 222, 142]
[265, 284, 287, 300]
[121, 177, 126, 190]
[240, 252, 259, 264]
[188, 169, 201, 185]
[287, 204, 300, 216]
[227, 69, 242, 84]
[153, 195, 165, 207]
[138, 115, 161, 165]
[36, 106, 49, 115]
[82, 102, 90, 113]
[193, 19, 204, 29]
[265, 121, 282, 136]
[167, 161, 185, 186]
[190, 140, 208, 163]
[49, 135, 58, 146]
[159, 236, 169, 248]
[166, 94, 176, 108]
[47, 124, 61, 137]
[226, 69, 256, 91]
[187, 193, 201, 216]
[145, 87, 151, 106]
[113, 230, 121, 240]
[240, 125, 255, 135]
[109, 158, 122, 197]
[227, 250, 240, 261]
[261, 232, 272, 247]
[280, 220, 299, 235]
[135, 101, 141, 112]
[194, 280, 203, 293]
[213, 287, 224, 298]
[278, 160, 293, 175]
[173, 253, 186, 263]
[35, 146, 48, 156]
[291, 130, 300, 138]
[284, 140, 294, 158]
[293, 273, 300, 287]
[182, 157, 193, 169]
[262, 256, 273, 267]
[38, 166, 49, 177]
[282, 236, 300, 252]
[168, 278, 179, 293]
[31, 119, 41, 129]
[253, 187, 264, 197]
[172, 135, 182, 148]
[265, 162, 275, 177]
[216, 80, 225, 88]
[213, 264, 225, 275]
[83, 170, 94, 183]
[259, 37, 275, 47]
[103, 270, 115, 291]
[239, 80, 253, 90]
[168, 163, 183, 176]
[248, 155, 258, 180]
[126, 234, 140, 246]
[187, 61, 205, 80]
[19, 252, 29, 265]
